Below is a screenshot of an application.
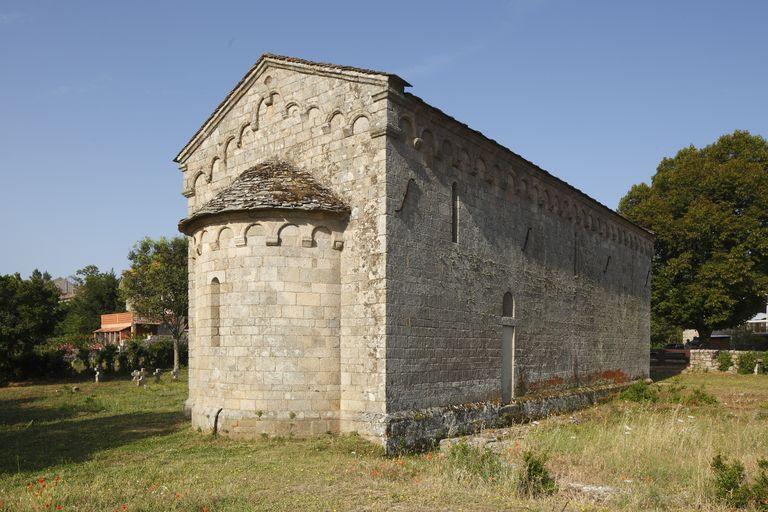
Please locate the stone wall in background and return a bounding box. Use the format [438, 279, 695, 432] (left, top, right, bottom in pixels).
[687, 349, 764, 373]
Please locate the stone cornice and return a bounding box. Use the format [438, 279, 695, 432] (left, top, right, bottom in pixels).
[390, 92, 654, 241]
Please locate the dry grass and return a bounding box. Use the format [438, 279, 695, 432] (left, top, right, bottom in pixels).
[0, 371, 766, 511]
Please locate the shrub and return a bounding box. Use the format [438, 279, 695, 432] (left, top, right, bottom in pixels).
[123, 339, 146, 369]
[665, 383, 687, 403]
[753, 459, 768, 509]
[143, 338, 174, 369]
[120, 337, 188, 371]
[116, 350, 130, 373]
[619, 381, 658, 403]
[6, 345, 73, 382]
[711, 454, 768, 509]
[95, 344, 118, 373]
[446, 441, 507, 481]
[517, 450, 557, 497]
[737, 352, 760, 375]
[76, 347, 92, 370]
[683, 387, 718, 406]
[712, 454, 750, 508]
[730, 329, 768, 351]
[717, 351, 734, 372]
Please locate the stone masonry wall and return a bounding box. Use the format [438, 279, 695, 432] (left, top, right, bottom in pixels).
[176, 60, 391, 439]
[188, 211, 344, 436]
[383, 91, 653, 413]
[687, 349, 761, 373]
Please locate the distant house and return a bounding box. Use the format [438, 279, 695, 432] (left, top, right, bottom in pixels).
[684, 302, 768, 349]
[93, 312, 162, 346]
[53, 277, 79, 302]
[745, 311, 768, 333]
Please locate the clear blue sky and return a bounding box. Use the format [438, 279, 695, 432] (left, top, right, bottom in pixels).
[1, 1, 766, 278]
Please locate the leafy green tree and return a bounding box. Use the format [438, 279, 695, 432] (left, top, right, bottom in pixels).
[651, 316, 683, 347]
[58, 265, 121, 339]
[0, 271, 62, 379]
[121, 237, 188, 372]
[619, 131, 768, 340]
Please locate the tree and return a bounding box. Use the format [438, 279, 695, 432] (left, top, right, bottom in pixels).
[619, 130, 768, 340]
[58, 265, 121, 339]
[121, 237, 188, 372]
[0, 271, 62, 378]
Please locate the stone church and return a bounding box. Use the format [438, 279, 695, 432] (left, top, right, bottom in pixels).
[174, 54, 653, 451]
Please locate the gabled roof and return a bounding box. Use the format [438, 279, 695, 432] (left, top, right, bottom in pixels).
[178, 160, 349, 233]
[174, 54, 652, 239]
[174, 53, 408, 164]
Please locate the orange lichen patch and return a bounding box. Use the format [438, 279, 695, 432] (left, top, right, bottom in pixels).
[592, 369, 630, 385]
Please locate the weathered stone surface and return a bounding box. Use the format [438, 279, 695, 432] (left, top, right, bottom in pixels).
[387, 384, 626, 453]
[172, 54, 653, 449]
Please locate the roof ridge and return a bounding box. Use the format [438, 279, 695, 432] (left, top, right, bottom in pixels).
[260, 53, 404, 81]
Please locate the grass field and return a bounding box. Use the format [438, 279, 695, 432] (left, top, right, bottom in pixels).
[1, 371, 767, 511]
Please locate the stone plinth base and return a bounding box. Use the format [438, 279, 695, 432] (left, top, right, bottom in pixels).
[189, 405, 339, 438]
[382, 383, 631, 454]
[186, 383, 632, 453]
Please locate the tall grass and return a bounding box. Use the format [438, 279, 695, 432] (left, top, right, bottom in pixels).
[0, 372, 766, 511]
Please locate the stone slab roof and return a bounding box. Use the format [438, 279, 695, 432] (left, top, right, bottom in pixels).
[178, 160, 349, 233]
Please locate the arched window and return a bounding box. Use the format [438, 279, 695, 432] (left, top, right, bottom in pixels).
[451, 182, 459, 243]
[210, 277, 220, 347]
[503, 292, 515, 317]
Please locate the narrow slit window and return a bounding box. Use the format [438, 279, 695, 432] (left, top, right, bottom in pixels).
[451, 182, 459, 243]
[210, 277, 220, 347]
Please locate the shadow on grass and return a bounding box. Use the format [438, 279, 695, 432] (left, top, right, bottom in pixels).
[650, 362, 687, 381]
[0, 411, 185, 474]
[0, 396, 91, 426]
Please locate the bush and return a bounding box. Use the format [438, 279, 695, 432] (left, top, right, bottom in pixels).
[5, 345, 73, 382]
[123, 339, 146, 369]
[717, 351, 734, 372]
[96, 344, 118, 373]
[619, 381, 658, 403]
[517, 450, 557, 497]
[753, 459, 768, 509]
[712, 454, 750, 508]
[446, 441, 508, 481]
[665, 383, 687, 403]
[116, 350, 130, 374]
[711, 454, 768, 509]
[683, 387, 719, 406]
[737, 352, 760, 375]
[76, 347, 92, 370]
[120, 337, 188, 371]
[143, 338, 175, 369]
[731, 329, 768, 351]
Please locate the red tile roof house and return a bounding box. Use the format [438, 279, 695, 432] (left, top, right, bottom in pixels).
[93, 312, 161, 346]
